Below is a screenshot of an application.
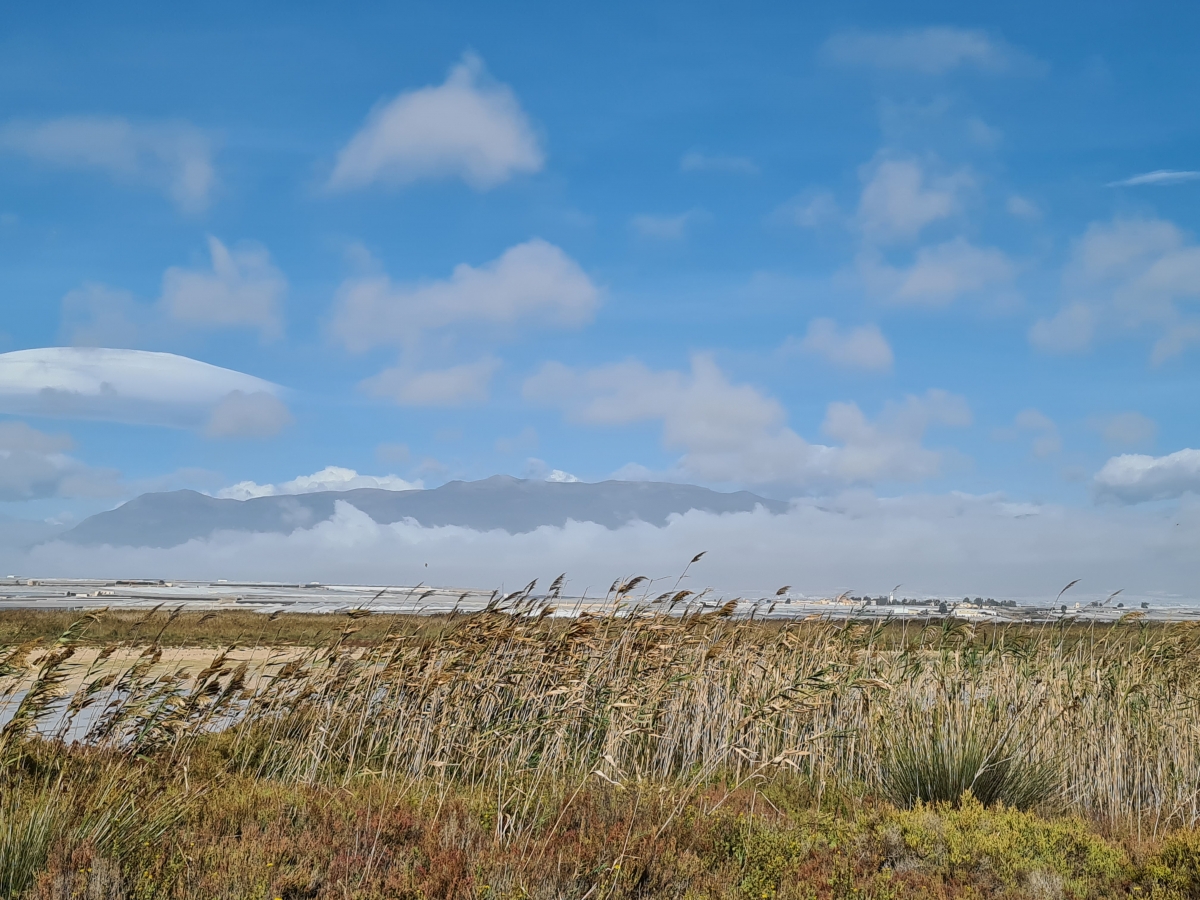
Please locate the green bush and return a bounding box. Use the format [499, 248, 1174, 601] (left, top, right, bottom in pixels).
[883, 793, 1127, 897]
[1140, 828, 1200, 898]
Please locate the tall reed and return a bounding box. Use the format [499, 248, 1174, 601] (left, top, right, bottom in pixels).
[3, 607, 1200, 833]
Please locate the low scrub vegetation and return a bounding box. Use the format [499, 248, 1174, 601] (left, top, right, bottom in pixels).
[1, 601, 1200, 897]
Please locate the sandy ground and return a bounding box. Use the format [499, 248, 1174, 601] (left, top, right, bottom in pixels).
[7, 644, 308, 691]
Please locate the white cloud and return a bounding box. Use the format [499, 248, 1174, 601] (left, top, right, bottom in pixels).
[861, 237, 1015, 307]
[328, 53, 543, 191]
[1094, 449, 1200, 503]
[1089, 412, 1157, 449]
[0, 116, 214, 212]
[1006, 195, 1041, 220]
[679, 151, 758, 175]
[793, 318, 893, 372]
[524, 354, 968, 488]
[360, 357, 501, 407]
[0, 421, 119, 501]
[217, 466, 423, 501]
[773, 191, 841, 229]
[1028, 303, 1093, 354]
[160, 237, 286, 340]
[58, 239, 286, 346]
[17, 493, 1198, 604]
[205, 390, 293, 439]
[966, 117, 1002, 147]
[522, 458, 580, 483]
[1107, 170, 1200, 188]
[1151, 324, 1200, 366]
[822, 27, 1024, 75]
[0, 347, 287, 431]
[1031, 217, 1200, 360]
[1014, 408, 1061, 457]
[332, 239, 599, 352]
[629, 209, 709, 241]
[857, 158, 972, 243]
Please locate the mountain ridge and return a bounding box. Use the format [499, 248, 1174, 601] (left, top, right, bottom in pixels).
[59, 476, 789, 548]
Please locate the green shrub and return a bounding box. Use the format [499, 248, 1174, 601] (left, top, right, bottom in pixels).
[883, 793, 1127, 897]
[1140, 828, 1200, 898]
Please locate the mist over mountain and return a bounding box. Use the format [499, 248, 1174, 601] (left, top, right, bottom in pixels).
[59, 476, 788, 549]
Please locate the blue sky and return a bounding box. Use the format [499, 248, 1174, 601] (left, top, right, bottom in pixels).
[0, 1, 1198, 596]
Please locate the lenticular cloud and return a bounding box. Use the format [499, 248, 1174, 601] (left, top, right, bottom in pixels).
[0, 347, 284, 431]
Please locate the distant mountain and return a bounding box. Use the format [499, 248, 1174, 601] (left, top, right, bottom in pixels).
[58, 476, 788, 548]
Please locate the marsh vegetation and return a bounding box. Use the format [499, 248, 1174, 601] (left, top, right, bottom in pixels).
[2, 599, 1200, 898]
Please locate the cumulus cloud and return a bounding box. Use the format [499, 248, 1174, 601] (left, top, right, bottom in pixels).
[216, 466, 423, 501]
[523, 458, 580, 483]
[332, 239, 599, 352]
[679, 152, 758, 175]
[861, 237, 1015, 307]
[360, 358, 500, 407]
[0, 421, 119, 501]
[1031, 217, 1200, 360]
[1094, 449, 1200, 503]
[328, 53, 543, 191]
[1107, 170, 1200, 188]
[822, 27, 1026, 75]
[793, 319, 893, 372]
[629, 209, 709, 241]
[857, 158, 972, 243]
[0, 347, 287, 432]
[160, 237, 286, 339]
[1089, 412, 1157, 449]
[524, 354, 968, 488]
[205, 390, 293, 439]
[0, 116, 215, 212]
[14, 493, 1198, 604]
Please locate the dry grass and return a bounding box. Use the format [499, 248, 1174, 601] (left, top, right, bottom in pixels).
[2, 606, 1200, 897]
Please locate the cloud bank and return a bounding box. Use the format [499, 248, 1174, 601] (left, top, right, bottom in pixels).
[13, 493, 1198, 603]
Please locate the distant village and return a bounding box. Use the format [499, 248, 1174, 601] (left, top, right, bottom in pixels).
[846, 595, 1148, 614]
